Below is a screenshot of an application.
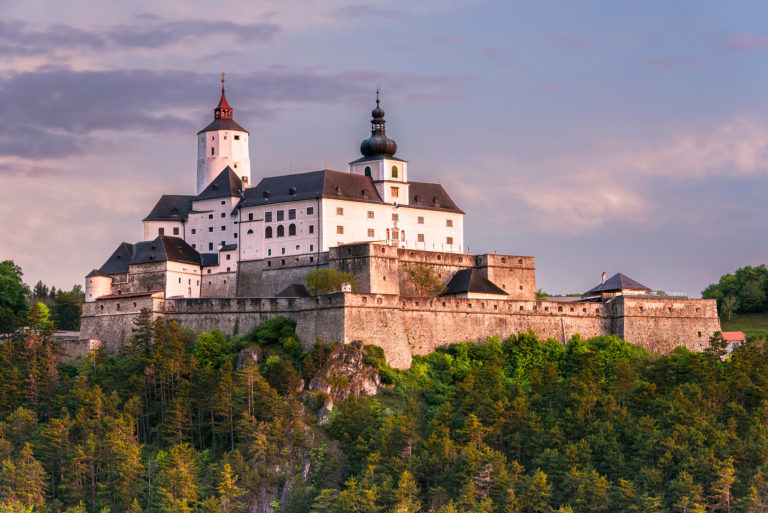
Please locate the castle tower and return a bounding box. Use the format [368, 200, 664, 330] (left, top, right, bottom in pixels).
[348, 91, 409, 205]
[196, 73, 251, 194]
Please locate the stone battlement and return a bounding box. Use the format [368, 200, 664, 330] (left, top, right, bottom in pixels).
[80, 291, 720, 369]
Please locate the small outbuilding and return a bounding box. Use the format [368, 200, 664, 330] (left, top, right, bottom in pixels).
[587, 272, 653, 300]
[442, 269, 509, 300]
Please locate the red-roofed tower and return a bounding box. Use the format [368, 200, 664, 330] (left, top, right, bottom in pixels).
[197, 73, 251, 195]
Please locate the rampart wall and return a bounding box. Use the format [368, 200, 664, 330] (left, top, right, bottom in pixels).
[82, 293, 719, 370]
[80, 294, 165, 353]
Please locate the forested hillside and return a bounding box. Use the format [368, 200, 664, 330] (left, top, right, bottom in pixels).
[703, 264, 768, 317]
[0, 311, 767, 512]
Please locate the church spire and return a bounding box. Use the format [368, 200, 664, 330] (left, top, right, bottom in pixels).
[214, 72, 232, 120]
[360, 89, 397, 158]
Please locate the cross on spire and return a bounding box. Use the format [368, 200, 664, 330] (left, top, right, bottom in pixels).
[214, 73, 232, 120]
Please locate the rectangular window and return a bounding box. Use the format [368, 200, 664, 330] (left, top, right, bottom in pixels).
[336, 207, 344, 215]
[447, 237, 454, 245]
[268, 249, 272, 256]
[281, 248, 286, 255]
[248, 213, 254, 221]
[392, 213, 399, 221]
[310, 244, 314, 251]
[391, 187, 399, 198]
[309, 225, 314, 234]
[367, 211, 374, 219]
[265, 212, 273, 222]
[209, 214, 213, 219]
[288, 209, 296, 220]
[418, 234, 425, 242]
[234, 233, 237, 238]
[221, 226, 226, 231]
[208, 227, 213, 232]
[417, 216, 424, 224]
[446, 219, 453, 227]
[208, 243, 213, 250]
[158, 228, 164, 235]
[337, 225, 344, 234]
[368, 228, 375, 237]
[191, 228, 196, 234]
[221, 213, 225, 218]
[221, 200, 225, 205]
[307, 207, 314, 215]
[234, 135, 240, 140]
[226, 267, 230, 272]
[392, 230, 399, 241]
[173, 227, 179, 235]
[226, 254, 231, 260]
[192, 244, 196, 249]
[277, 210, 284, 221]
[296, 245, 300, 250]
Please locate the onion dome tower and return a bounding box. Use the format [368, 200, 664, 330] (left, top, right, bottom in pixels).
[196, 73, 251, 195]
[349, 90, 409, 204]
[360, 90, 398, 158]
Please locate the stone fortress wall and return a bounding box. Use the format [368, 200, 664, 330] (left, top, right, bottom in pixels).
[80, 242, 721, 369]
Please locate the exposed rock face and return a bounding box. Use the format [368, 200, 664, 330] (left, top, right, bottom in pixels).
[235, 345, 261, 370]
[308, 341, 381, 402]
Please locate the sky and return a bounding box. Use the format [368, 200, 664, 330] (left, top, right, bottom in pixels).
[1, 0, 767, 297]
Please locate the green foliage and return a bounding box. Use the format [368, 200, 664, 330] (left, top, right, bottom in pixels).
[703, 264, 768, 315]
[6, 313, 768, 512]
[305, 269, 357, 295]
[194, 329, 227, 368]
[0, 261, 29, 334]
[51, 290, 83, 331]
[402, 262, 444, 296]
[27, 303, 51, 331]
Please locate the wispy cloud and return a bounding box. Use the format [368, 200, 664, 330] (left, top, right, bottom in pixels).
[332, 5, 403, 19]
[712, 32, 768, 52]
[0, 17, 280, 57]
[464, 116, 768, 235]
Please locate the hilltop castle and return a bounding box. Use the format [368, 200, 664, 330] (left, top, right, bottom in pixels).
[80, 79, 720, 368]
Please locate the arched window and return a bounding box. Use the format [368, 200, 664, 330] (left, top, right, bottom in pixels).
[247, 229, 254, 234]
[364, 166, 371, 177]
[288, 224, 296, 236]
[277, 225, 285, 237]
[391, 165, 398, 178]
[265, 226, 273, 238]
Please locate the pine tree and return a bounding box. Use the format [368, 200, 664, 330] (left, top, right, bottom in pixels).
[391, 470, 421, 513]
[217, 463, 244, 512]
[0, 443, 47, 509]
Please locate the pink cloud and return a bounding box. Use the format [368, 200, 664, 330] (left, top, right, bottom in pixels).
[551, 33, 587, 49]
[714, 32, 768, 52]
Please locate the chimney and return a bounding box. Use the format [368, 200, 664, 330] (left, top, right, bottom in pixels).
[602, 272, 606, 284]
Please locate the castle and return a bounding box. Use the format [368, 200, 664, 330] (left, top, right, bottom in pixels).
[79, 78, 721, 368]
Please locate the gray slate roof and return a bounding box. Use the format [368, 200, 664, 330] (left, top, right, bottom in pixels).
[197, 117, 248, 134]
[587, 273, 652, 294]
[200, 253, 219, 267]
[196, 167, 243, 200]
[442, 269, 508, 296]
[276, 283, 311, 297]
[142, 195, 195, 222]
[100, 236, 201, 274]
[238, 169, 463, 213]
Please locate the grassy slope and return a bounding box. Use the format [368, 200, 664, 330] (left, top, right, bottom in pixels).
[721, 313, 768, 340]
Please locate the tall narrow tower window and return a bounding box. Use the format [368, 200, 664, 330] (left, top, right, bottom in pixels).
[364, 166, 371, 177]
[211, 147, 215, 156]
[391, 166, 398, 178]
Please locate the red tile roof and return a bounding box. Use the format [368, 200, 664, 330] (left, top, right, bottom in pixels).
[722, 331, 746, 342]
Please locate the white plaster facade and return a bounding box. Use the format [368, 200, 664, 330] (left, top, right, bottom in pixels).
[197, 130, 250, 195]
